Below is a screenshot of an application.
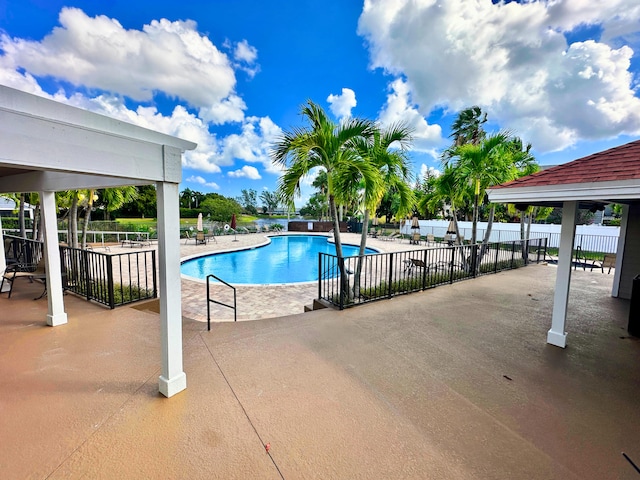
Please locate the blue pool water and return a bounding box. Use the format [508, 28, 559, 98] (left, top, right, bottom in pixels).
[181, 235, 376, 284]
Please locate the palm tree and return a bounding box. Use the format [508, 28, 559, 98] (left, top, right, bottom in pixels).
[448, 132, 513, 246]
[442, 106, 487, 161]
[352, 123, 415, 295]
[420, 165, 467, 244]
[272, 100, 377, 297]
[102, 186, 139, 221]
[450, 134, 537, 270]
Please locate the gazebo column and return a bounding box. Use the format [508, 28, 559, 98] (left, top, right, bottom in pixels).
[156, 179, 187, 397]
[0, 215, 8, 293]
[547, 200, 578, 348]
[41, 190, 67, 326]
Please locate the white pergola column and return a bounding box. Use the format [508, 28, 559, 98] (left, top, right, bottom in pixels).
[547, 200, 578, 348]
[0, 215, 8, 293]
[611, 204, 628, 298]
[40, 190, 67, 326]
[156, 180, 187, 397]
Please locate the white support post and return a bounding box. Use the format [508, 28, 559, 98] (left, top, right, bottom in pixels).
[41, 190, 67, 326]
[547, 200, 577, 348]
[156, 180, 187, 397]
[611, 204, 628, 298]
[0, 215, 8, 293]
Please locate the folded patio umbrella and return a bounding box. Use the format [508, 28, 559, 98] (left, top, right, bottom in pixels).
[196, 212, 203, 231]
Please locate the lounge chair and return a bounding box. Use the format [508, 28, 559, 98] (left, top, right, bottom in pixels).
[403, 258, 427, 274]
[1, 254, 47, 298]
[591, 253, 616, 274]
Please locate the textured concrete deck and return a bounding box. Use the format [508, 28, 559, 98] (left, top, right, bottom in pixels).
[1, 264, 638, 479]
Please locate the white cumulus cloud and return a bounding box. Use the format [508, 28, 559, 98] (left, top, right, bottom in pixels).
[358, 0, 640, 152]
[420, 164, 441, 180]
[378, 78, 442, 153]
[0, 7, 246, 124]
[228, 165, 261, 180]
[327, 87, 357, 118]
[186, 175, 219, 189]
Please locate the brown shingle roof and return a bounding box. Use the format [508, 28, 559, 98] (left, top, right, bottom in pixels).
[494, 139, 640, 189]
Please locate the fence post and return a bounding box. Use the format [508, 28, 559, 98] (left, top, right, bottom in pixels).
[449, 247, 455, 284]
[82, 248, 91, 301]
[151, 250, 157, 298]
[510, 241, 517, 269]
[421, 249, 428, 290]
[338, 256, 345, 310]
[472, 244, 478, 278]
[388, 253, 394, 298]
[106, 255, 115, 309]
[318, 253, 322, 300]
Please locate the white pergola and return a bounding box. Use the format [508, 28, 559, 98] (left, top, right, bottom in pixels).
[0, 85, 196, 397]
[488, 145, 640, 348]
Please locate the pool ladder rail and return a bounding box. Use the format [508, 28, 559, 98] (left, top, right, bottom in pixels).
[206, 274, 237, 330]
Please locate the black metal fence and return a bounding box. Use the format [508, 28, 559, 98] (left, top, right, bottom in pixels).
[59, 246, 157, 308]
[318, 237, 547, 309]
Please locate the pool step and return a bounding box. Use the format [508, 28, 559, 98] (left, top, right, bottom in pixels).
[304, 299, 332, 313]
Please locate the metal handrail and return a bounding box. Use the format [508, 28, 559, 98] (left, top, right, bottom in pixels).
[206, 274, 237, 330]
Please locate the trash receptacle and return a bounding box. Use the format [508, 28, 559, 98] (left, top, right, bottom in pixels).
[629, 275, 640, 337]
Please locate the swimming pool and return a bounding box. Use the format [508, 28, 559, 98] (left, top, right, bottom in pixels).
[181, 235, 377, 284]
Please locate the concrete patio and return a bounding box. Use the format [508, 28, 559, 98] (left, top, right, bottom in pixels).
[2, 260, 639, 479]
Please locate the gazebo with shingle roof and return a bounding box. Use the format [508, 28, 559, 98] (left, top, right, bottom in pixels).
[488, 140, 640, 347]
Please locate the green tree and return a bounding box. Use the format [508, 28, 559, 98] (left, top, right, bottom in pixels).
[201, 196, 242, 221]
[259, 190, 280, 215]
[101, 186, 139, 221]
[237, 189, 258, 215]
[272, 100, 377, 295]
[352, 123, 414, 295]
[447, 132, 512, 246]
[422, 165, 467, 243]
[115, 185, 157, 218]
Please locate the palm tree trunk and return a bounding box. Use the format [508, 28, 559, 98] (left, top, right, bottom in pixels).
[81, 205, 92, 249]
[18, 193, 26, 239]
[70, 195, 79, 249]
[471, 180, 479, 245]
[353, 208, 370, 297]
[32, 204, 40, 241]
[525, 208, 534, 264]
[520, 211, 526, 260]
[329, 194, 349, 303]
[477, 204, 496, 272]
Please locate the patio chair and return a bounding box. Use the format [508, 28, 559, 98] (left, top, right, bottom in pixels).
[403, 258, 427, 274]
[1, 254, 47, 299]
[410, 232, 421, 245]
[591, 253, 616, 274]
[426, 233, 435, 245]
[196, 231, 206, 245]
[183, 231, 192, 244]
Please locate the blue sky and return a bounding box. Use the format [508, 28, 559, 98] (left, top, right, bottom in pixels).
[1, 1, 640, 207]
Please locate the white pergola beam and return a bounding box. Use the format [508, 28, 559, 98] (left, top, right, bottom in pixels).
[0, 171, 153, 194]
[547, 201, 578, 348]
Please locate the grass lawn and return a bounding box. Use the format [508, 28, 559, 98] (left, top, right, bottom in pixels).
[115, 215, 269, 230]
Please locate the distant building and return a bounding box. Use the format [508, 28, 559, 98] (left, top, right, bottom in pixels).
[0, 196, 34, 219]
